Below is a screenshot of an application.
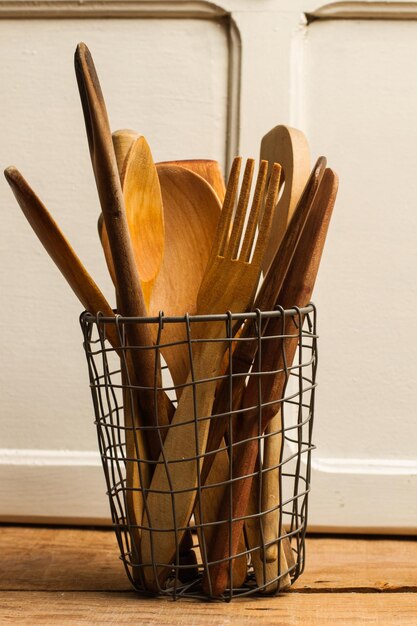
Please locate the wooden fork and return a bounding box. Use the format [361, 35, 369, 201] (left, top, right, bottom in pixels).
[140, 157, 281, 591]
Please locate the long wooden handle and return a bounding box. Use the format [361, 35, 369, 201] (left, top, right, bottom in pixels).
[74, 43, 173, 459]
[4, 167, 118, 346]
[260, 125, 311, 274]
[252, 125, 311, 582]
[202, 168, 338, 596]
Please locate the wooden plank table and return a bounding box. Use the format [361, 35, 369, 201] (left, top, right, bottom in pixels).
[1, 526, 416, 624]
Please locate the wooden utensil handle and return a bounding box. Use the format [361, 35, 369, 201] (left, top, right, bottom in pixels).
[202, 168, 338, 596]
[4, 167, 120, 345]
[74, 43, 173, 459]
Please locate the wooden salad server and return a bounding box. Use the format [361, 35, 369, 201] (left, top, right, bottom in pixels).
[140, 158, 281, 592]
[98, 154, 222, 394]
[203, 167, 338, 596]
[245, 126, 311, 591]
[197, 158, 325, 593]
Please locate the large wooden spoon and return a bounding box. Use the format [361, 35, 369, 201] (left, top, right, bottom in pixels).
[100, 131, 165, 310]
[157, 159, 226, 203]
[150, 164, 222, 389]
[98, 160, 222, 391]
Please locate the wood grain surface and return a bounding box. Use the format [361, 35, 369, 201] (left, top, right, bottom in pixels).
[1, 527, 416, 592]
[1, 527, 416, 624]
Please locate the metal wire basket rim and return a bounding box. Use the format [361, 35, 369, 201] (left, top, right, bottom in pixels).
[80, 303, 315, 326]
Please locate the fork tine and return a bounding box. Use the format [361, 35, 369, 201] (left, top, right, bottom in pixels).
[225, 159, 255, 259]
[251, 162, 281, 266]
[239, 160, 268, 262]
[212, 157, 241, 259]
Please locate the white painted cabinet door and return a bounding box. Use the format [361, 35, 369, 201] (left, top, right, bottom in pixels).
[1, 0, 416, 531]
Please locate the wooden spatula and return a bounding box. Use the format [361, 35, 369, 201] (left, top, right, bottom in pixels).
[4, 167, 118, 344]
[4, 165, 156, 584]
[246, 125, 311, 591]
[260, 125, 311, 274]
[74, 42, 173, 461]
[203, 168, 338, 596]
[140, 158, 281, 592]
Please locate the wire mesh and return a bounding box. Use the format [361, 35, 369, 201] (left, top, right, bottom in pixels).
[80, 305, 317, 601]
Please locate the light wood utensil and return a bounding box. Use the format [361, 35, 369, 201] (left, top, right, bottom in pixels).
[112, 128, 138, 175]
[245, 125, 311, 591]
[151, 164, 222, 389]
[74, 42, 173, 462]
[157, 159, 226, 203]
[141, 157, 281, 592]
[203, 167, 338, 596]
[100, 131, 165, 310]
[98, 161, 222, 392]
[261, 125, 310, 274]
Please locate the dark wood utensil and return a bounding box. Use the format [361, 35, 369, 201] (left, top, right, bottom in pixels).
[74, 42, 173, 460]
[4, 167, 118, 343]
[202, 157, 327, 483]
[203, 167, 338, 595]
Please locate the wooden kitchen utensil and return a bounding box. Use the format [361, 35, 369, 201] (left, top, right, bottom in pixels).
[100, 132, 165, 310]
[98, 161, 222, 392]
[203, 167, 338, 596]
[4, 167, 118, 347]
[261, 126, 311, 274]
[151, 164, 222, 389]
[157, 159, 226, 203]
[74, 42, 173, 461]
[112, 128, 139, 176]
[245, 125, 311, 591]
[4, 165, 154, 582]
[140, 157, 281, 592]
[203, 157, 326, 483]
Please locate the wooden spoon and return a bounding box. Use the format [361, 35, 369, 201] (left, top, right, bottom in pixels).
[141, 159, 280, 592]
[150, 164, 222, 389]
[245, 126, 311, 591]
[204, 168, 338, 596]
[157, 159, 226, 203]
[100, 131, 165, 310]
[98, 161, 222, 391]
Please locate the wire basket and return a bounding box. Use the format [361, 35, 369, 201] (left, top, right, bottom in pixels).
[80, 305, 317, 601]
